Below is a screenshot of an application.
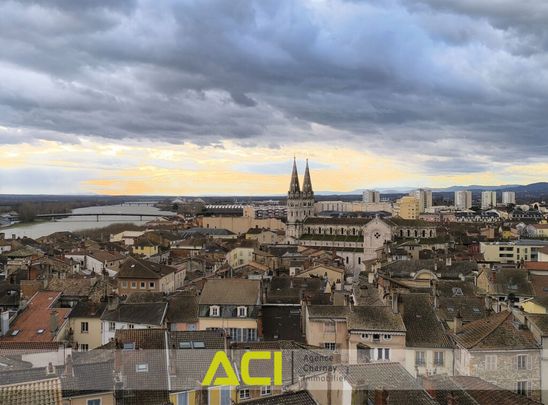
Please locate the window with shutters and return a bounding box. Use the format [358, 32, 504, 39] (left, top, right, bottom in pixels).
[434, 351, 444, 366]
[415, 351, 426, 366]
[517, 354, 529, 370]
[485, 355, 497, 371]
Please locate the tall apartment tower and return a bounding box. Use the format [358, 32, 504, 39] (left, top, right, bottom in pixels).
[454, 190, 472, 210]
[502, 191, 516, 206]
[409, 189, 433, 213]
[362, 190, 380, 203]
[481, 191, 497, 210]
[286, 158, 314, 240]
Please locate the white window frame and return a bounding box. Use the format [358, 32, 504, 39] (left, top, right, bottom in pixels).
[239, 389, 250, 400]
[260, 386, 272, 396]
[485, 354, 497, 371]
[130, 281, 137, 289]
[415, 351, 426, 366]
[434, 351, 444, 366]
[237, 306, 247, 318]
[108, 322, 116, 332]
[324, 342, 336, 351]
[87, 399, 102, 405]
[210, 306, 220, 317]
[517, 354, 529, 370]
[81, 321, 89, 334]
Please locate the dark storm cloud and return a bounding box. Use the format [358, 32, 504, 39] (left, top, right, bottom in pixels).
[0, 0, 547, 171]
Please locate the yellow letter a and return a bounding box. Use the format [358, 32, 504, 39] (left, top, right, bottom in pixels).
[201, 351, 240, 386]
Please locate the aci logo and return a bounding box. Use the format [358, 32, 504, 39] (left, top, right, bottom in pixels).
[202, 351, 283, 386]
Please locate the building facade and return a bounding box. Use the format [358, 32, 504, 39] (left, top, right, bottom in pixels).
[454, 190, 472, 210]
[362, 190, 380, 203]
[481, 191, 497, 209]
[502, 191, 516, 206]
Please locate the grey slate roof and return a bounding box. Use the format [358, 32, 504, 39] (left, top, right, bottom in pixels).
[68, 300, 106, 319]
[116, 256, 176, 280]
[101, 302, 167, 326]
[492, 269, 533, 297]
[167, 293, 198, 324]
[198, 278, 261, 305]
[401, 294, 452, 348]
[348, 306, 406, 333]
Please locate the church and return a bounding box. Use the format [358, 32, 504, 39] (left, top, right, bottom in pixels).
[286, 159, 437, 273]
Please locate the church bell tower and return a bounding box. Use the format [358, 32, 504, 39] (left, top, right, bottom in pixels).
[286, 158, 315, 240]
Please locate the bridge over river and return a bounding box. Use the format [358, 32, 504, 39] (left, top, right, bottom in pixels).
[27, 211, 178, 222]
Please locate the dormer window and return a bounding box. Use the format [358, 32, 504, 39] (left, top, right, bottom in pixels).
[237, 306, 247, 318]
[210, 306, 220, 317]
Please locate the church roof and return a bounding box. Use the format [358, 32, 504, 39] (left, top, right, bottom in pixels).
[302, 159, 313, 197]
[289, 157, 301, 195]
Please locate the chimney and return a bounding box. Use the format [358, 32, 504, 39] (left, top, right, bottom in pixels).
[374, 388, 389, 405]
[107, 295, 120, 311]
[46, 362, 56, 376]
[63, 354, 74, 377]
[392, 293, 399, 314]
[453, 311, 463, 334]
[0, 311, 9, 337]
[49, 311, 58, 334]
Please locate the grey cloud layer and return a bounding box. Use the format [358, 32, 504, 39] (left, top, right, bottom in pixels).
[1, 0, 548, 172]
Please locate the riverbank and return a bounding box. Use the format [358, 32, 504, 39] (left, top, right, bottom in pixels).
[2, 204, 172, 239]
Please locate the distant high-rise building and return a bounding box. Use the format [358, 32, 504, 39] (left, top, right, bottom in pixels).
[502, 191, 516, 206]
[394, 196, 420, 220]
[481, 191, 497, 210]
[409, 189, 432, 213]
[362, 190, 380, 203]
[454, 190, 472, 210]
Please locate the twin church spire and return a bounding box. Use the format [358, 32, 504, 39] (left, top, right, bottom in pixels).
[288, 157, 314, 198]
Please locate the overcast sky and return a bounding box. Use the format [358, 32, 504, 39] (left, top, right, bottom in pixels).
[1, 0, 548, 195]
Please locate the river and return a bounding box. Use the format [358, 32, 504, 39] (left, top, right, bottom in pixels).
[2, 204, 174, 239]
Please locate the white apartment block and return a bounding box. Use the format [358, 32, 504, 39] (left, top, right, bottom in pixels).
[481, 191, 497, 210]
[454, 190, 472, 210]
[362, 189, 380, 203]
[502, 191, 516, 206]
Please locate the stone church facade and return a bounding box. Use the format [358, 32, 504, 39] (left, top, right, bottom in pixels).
[286, 160, 437, 273]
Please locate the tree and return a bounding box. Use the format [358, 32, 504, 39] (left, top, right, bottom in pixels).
[17, 203, 36, 222]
